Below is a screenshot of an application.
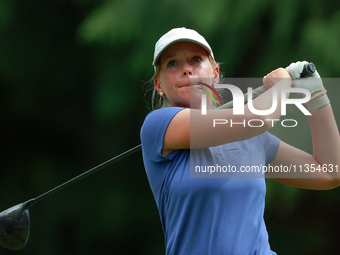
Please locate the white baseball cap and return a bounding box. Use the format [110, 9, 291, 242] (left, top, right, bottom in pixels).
[152, 27, 215, 67]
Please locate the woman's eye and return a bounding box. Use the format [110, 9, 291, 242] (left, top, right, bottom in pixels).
[167, 60, 176, 67]
[192, 56, 202, 63]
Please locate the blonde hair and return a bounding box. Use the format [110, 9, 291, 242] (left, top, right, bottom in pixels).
[147, 56, 220, 110]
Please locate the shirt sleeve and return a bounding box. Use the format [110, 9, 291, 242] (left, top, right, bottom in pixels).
[140, 107, 185, 162]
[258, 132, 281, 164]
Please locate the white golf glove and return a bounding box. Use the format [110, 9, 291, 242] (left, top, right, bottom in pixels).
[285, 61, 330, 111]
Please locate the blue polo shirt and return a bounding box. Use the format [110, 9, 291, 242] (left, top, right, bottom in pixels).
[140, 107, 280, 255]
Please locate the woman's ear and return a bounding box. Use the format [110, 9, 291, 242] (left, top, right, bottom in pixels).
[214, 66, 220, 78]
[154, 76, 164, 95]
[213, 66, 220, 85]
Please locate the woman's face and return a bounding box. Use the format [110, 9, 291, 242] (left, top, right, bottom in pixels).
[155, 42, 219, 109]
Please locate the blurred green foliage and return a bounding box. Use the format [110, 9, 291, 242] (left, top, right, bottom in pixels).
[0, 0, 339, 254]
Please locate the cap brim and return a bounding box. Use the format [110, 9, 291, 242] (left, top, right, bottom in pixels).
[152, 38, 213, 66]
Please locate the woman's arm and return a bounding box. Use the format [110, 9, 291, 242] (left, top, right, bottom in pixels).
[268, 103, 340, 190]
[162, 68, 291, 156]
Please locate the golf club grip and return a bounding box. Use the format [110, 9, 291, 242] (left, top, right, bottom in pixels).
[218, 62, 316, 109]
[300, 62, 316, 78]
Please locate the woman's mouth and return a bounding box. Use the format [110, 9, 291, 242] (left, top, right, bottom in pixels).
[179, 82, 202, 88]
[178, 83, 191, 88]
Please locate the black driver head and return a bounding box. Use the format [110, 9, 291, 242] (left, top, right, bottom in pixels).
[0, 203, 30, 250]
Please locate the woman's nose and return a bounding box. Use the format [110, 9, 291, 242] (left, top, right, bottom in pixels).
[182, 64, 193, 76]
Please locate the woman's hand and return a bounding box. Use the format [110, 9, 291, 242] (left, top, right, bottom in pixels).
[263, 67, 292, 90]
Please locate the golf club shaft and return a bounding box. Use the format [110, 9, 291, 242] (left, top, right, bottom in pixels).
[24, 144, 142, 208]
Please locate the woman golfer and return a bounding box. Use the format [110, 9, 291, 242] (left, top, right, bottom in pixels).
[140, 27, 340, 255]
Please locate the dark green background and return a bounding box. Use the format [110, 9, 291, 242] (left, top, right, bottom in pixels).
[1, 0, 339, 254]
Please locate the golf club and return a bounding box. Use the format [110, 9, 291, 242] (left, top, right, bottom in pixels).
[0, 62, 315, 251]
[0, 144, 141, 250]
